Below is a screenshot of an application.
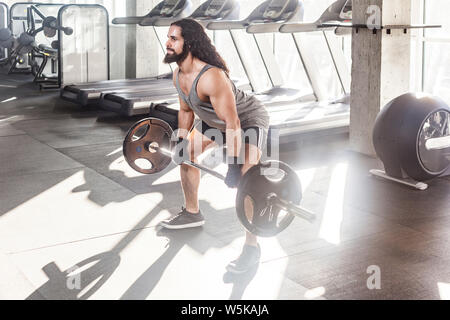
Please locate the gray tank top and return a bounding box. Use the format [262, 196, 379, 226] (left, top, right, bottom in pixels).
[176, 64, 269, 131]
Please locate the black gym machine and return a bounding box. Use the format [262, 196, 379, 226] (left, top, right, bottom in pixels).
[26, 5, 73, 88]
[0, 3, 73, 89]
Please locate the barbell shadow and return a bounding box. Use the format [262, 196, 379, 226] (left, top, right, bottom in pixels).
[68, 159, 225, 208]
[26, 200, 168, 300]
[27, 252, 120, 300]
[60, 129, 228, 208]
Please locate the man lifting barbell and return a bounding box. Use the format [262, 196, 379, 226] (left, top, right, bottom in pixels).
[124, 19, 316, 273]
[160, 18, 270, 274]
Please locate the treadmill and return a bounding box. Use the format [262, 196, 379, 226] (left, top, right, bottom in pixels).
[206, 0, 311, 107]
[100, 0, 242, 116]
[208, 0, 352, 138]
[101, 0, 306, 117]
[59, 0, 193, 107]
[278, 0, 352, 98]
[266, 0, 352, 139]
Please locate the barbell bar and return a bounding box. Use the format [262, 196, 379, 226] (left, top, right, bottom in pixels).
[148, 142, 316, 223]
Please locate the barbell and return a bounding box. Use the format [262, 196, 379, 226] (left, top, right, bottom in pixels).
[123, 117, 316, 237]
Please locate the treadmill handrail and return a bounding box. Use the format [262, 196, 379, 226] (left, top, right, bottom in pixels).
[113, 0, 192, 26]
[206, 20, 249, 30]
[280, 22, 327, 33]
[112, 16, 146, 25]
[151, 16, 188, 27]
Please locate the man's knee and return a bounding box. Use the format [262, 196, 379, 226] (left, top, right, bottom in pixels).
[186, 131, 215, 163]
[187, 140, 206, 163]
[241, 144, 262, 175]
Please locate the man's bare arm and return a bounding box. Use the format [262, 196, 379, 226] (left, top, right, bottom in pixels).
[173, 69, 195, 139]
[200, 68, 241, 159]
[177, 97, 195, 138]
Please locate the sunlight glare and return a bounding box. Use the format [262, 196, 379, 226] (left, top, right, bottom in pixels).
[107, 147, 123, 157]
[304, 286, 326, 299]
[1, 97, 17, 103]
[438, 282, 450, 300]
[318, 162, 348, 245]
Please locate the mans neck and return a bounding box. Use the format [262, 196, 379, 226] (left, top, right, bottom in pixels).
[178, 55, 204, 74]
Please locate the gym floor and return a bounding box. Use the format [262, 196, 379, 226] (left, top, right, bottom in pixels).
[1, 71, 450, 300]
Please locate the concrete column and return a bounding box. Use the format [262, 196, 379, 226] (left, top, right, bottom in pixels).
[125, 0, 137, 79]
[118, 0, 169, 79]
[136, 0, 171, 78]
[350, 0, 412, 156]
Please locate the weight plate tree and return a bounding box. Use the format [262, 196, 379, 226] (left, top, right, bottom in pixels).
[373, 93, 450, 182]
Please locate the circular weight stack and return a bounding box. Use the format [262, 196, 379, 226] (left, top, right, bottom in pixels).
[43, 16, 58, 38]
[373, 93, 450, 181]
[51, 40, 59, 50]
[17, 32, 35, 54]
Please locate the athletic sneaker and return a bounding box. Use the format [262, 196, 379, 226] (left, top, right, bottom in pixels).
[226, 244, 261, 274]
[159, 208, 205, 230]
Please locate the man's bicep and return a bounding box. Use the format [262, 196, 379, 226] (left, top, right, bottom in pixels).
[210, 86, 238, 122]
[178, 97, 195, 133]
[202, 70, 238, 122]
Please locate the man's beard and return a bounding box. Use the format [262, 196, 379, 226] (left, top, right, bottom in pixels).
[163, 46, 188, 64]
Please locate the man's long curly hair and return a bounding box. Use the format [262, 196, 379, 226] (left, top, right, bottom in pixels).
[172, 19, 230, 77]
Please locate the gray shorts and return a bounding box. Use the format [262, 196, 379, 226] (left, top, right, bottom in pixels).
[194, 121, 268, 151]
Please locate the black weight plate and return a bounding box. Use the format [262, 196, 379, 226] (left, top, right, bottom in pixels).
[123, 117, 174, 174]
[236, 161, 302, 237]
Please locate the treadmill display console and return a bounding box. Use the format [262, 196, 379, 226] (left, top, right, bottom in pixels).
[263, 0, 290, 20]
[340, 0, 352, 20]
[204, 0, 228, 17]
[160, 0, 182, 16]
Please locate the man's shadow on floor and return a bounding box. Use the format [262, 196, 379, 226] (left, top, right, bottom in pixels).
[26, 200, 258, 300]
[120, 223, 259, 300]
[223, 263, 259, 300]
